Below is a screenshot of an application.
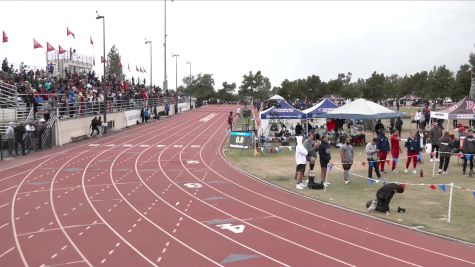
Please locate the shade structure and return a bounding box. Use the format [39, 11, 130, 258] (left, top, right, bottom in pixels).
[431, 96, 475, 120]
[303, 98, 338, 119]
[320, 98, 404, 120]
[260, 100, 305, 120]
[269, 94, 285, 100]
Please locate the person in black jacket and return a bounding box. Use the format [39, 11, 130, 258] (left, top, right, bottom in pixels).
[462, 129, 475, 176]
[367, 183, 405, 215]
[377, 129, 390, 174]
[295, 122, 303, 136]
[318, 134, 331, 186]
[405, 132, 420, 174]
[14, 122, 26, 156]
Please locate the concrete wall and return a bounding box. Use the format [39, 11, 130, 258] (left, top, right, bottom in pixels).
[56, 104, 175, 146]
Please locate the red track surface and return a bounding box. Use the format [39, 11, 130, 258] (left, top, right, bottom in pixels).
[1, 105, 475, 267]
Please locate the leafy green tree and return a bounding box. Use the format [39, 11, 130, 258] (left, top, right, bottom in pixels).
[363, 71, 385, 100]
[182, 73, 215, 100]
[105, 45, 123, 81]
[216, 81, 238, 101]
[426, 65, 454, 99]
[239, 71, 271, 100]
[454, 64, 471, 100]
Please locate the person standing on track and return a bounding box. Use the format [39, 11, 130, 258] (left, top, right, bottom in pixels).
[228, 111, 233, 130]
[377, 129, 390, 174]
[295, 136, 308, 190]
[367, 183, 405, 215]
[318, 134, 331, 186]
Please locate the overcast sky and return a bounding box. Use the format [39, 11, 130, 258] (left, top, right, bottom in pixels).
[1, 1, 474, 90]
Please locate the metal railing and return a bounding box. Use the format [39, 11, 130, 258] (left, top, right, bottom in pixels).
[41, 109, 57, 149]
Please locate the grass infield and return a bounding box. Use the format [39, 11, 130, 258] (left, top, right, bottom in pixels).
[225, 107, 475, 244]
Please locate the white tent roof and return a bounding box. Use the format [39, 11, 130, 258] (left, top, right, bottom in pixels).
[269, 94, 284, 100]
[322, 98, 404, 119]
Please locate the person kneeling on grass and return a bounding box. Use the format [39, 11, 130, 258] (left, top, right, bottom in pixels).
[367, 183, 405, 215]
[294, 136, 308, 190]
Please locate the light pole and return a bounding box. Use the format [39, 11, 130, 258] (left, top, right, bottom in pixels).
[186, 61, 192, 109]
[145, 39, 152, 88]
[96, 11, 107, 132]
[172, 54, 179, 90]
[163, 0, 171, 91]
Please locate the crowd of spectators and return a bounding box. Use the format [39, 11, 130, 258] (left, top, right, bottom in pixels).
[1, 57, 180, 120]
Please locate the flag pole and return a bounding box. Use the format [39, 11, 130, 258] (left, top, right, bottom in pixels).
[447, 182, 454, 223]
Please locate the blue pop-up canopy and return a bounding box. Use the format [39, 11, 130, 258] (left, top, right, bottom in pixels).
[260, 100, 305, 120]
[303, 98, 338, 119]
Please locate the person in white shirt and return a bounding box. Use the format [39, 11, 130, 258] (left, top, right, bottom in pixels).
[25, 122, 35, 153]
[414, 110, 422, 129]
[5, 122, 15, 156]
[294, 136, 308, 190]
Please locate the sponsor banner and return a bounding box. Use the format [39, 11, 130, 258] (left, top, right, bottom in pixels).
[124, 109, 141, 127]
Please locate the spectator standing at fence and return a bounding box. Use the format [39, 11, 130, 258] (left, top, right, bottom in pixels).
[429, 122, 443, 162]
[144, 108, 150, 123]
[97, 117, 103, 136]
[318, 134, 331, 186]
[6, 122, 15, 157]
[294, 136, 308, 190]
[35, 119, 46, 151]
[377, 129, 390, 174]
[165, 103, 170, 116]
[438, 131, 453, 175]
[90, 117, 99, 137]
[462, 129, 475, 176]
[405, 132, 420, 174]
[14, 122, 26, 156]
[340, 137, 353, 184]
[366, 138, 382, 180]
[25, 121, 35, 153]
[390, 130, 402, 173]
[141, 108, 145, 124]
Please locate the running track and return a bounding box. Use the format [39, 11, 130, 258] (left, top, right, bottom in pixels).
[0, 105, 474, 267]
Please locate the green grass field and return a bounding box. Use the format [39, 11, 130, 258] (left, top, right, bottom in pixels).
[226, 107, 475, 243]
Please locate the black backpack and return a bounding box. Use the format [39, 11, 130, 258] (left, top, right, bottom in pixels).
[307, 181, 324, 190]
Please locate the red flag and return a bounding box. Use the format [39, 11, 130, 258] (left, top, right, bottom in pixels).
[93, 56, 95, 66]
[46, 42, 55, 52]
[136, 66, 139, 72]
[67, 27, 75, 38]
[128, 64, 130, 71]
[33, 38, 43, 49]
[2, 31, 7, 43]
[58, 45, 66, 55]
[90, 36, 94, 46]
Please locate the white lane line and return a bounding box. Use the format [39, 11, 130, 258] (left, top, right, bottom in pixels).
[0, 203, 10, 209]
[108, 250, 114, 255]
[61, 245, 68, 251]
[100, 258, 106, 264]
[0, 185, 17, 194]
[51, 253, 58, 259]
[17, 222, 104, 236]
[0, 247, 15, 259]
[0, 223, 9, 230]
[157, 257, 162, 263]
[161, 248, 167, 254]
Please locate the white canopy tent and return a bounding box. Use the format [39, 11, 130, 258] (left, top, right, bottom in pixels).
[321, 98, 404, 120]
[269, 94, 285, 100]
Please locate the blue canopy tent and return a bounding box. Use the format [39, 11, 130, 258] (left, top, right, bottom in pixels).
[259, 100, 305, 136]
[303, 98, 338, 119]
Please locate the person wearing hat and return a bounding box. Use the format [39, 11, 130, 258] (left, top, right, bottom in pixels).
[6, 122, 15, 156]
[367, 183, 405, 215]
